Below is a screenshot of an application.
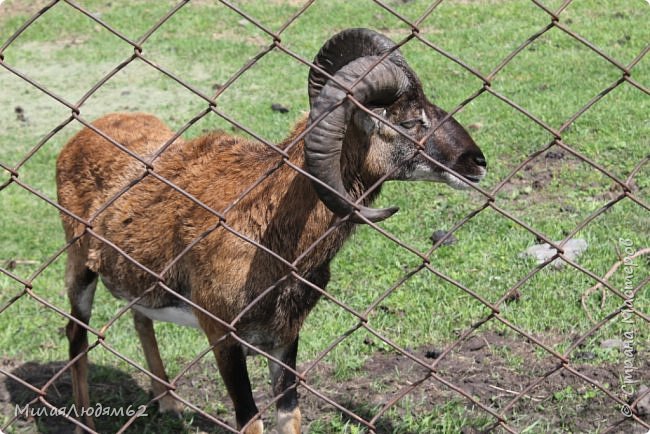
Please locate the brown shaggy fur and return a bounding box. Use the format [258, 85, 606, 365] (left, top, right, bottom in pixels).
[57, 112, 376, 344]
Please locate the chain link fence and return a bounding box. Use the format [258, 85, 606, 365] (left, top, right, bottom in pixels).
[1, 0, 648, 433]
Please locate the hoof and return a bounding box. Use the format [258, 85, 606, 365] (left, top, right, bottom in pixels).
[278, 408, 301, 434]
[242, 419, 264, 434]
[158, 395, 183, 417]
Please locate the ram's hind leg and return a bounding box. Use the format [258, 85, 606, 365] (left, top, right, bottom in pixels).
[64, 250, 98, 433]
[132, 310, 182, 414]
[269, 338, 301, 434]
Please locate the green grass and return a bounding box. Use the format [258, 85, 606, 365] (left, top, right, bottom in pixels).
[1, 0, 648, 433]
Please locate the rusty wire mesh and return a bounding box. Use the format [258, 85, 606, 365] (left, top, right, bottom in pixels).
[0, 0, 648, 433]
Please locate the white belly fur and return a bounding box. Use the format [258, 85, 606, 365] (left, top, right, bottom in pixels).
[132, 305, 200, 328]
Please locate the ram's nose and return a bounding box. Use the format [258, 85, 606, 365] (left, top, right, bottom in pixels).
[458, 149, 487, 180]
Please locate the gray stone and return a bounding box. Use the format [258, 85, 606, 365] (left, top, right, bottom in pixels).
[635, 385, 650, 416]
[431, 230, 458, 246]
[520, 238, 588, 269]
[600, 338, 623, 350]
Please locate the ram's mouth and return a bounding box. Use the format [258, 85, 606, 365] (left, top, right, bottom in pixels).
[442, 170, 485, 190]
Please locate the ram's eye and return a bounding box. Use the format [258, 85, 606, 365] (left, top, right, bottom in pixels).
[400, 119, 420, 129]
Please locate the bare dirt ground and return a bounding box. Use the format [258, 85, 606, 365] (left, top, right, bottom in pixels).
[1, 331, 648, 433]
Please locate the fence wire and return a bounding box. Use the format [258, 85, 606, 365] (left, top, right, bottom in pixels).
[0, 0, 648, 433]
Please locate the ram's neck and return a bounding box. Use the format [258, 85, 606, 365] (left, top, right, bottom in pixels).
[230, 116, 382, 275]
[172, 115, 383, 287]
[285, 116, 384, 205]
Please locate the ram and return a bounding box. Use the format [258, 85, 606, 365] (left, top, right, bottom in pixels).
[56, 28, 486, 434]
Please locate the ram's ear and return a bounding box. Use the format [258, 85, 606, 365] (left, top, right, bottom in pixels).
[356, 108, 387, 136]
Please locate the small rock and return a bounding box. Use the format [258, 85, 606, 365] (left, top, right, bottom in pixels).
[600, 338, 623, 350]
[465, 337, 486, 351]
[634, 385, 650, 416]
[238, 19, 249, 26]
[425, 349, 442, 359]
[430, 230, 457, 246]
[520, 238, 588, 269]
[271, 103, 289, 113]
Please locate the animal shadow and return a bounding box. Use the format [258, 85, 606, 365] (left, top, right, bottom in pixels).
[3, 360, 229, 433]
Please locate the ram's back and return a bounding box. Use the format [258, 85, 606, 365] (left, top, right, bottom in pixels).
[55, 112, 310, 315]
[56, 113, 177, 233]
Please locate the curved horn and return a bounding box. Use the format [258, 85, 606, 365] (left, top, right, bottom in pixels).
[305, 56, 409, 223]
[308, 28, 408, 108]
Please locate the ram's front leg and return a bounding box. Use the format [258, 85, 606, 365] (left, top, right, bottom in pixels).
[269, 338, 301, 434]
